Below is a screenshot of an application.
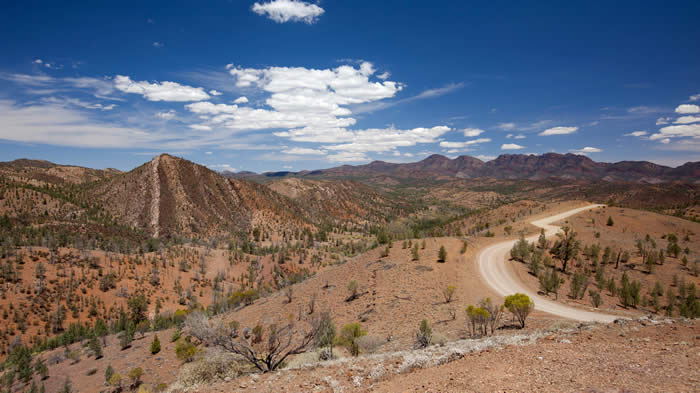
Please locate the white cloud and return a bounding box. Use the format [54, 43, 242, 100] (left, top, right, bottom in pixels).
[501, 143, 525, 150]
[497, 122, 516, 131]
[675, 104, 700, 114]
[674, 115, 700, 124]
[475, 154, 496, 161]
[41, 97, 116, 111]
[233, 96, 249, 104]
[627, 106, 665, 114]
[690, 93, 700, 102]
[326, 151, 369, 162]
[33, 59, 43, 64]
[0, 99, 161, 148]
[623, 130, 648, 137]
[656, 117, 671, 125]
[317, 126, 451, 153]
[251, 0, 324, 24]
[209, 89, 222, 96]
[208, 164, 236, 171]
[514, 134, 526, 139]
[505, 133, 513, 139]
[439, 138, 491, 148]
[189, 124, 212, 131]
[282, 147, 327, 155]
[570, 146, 602, 154]
[660, 138, 671, 144]
[649, 123, 700, 140]
[538, 126, 578, 136]
[462, 128, 484, 137]
[114, 75, 210, 102]
[351, 82, 462, 114]
[377, 71, 390, 80]
[205, 151, 213, 155]
[156, 110, 177, 120]
[153, 42, 164, 48]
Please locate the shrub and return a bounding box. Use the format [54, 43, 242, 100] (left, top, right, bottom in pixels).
[120, 326, 134, 350]
[504, 293, 534, 328]
[346, 280, 359, 301]
[442, 285, 456, 303]
[171, 329, 182, 342]
[173, 351, 246, 388]
[589, 290, 602, 308]
[606, 216, 614, 226]
[411, 244, 420, 260]
[129, 367, 144, 387]
[415, 319, 432, 348]
[568, 271, 588, 300]
[510, 235, 530, 262]
[104, 364, 114, 384]
[108, 373, 122, 388]
[380, 246, 389, 258]
[465, 305, 490, 336]
[437, 246, 447, 262]
[87, 335, 102, 359]
[335, 323, 366, 357]
[479, 297, 504, 335]
[175, 337, 198, 363]
[538, 267, 561, 299]
[151, 334, 161, 355]
[314, 312, 336, 359]
[460, 241, 468, 254]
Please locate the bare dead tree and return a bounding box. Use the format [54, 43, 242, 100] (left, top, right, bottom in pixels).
[185, 312, 320, 372]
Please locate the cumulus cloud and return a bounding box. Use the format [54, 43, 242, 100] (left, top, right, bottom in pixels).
[475, 154, 496, 161]
[538, 126, 578, 136]
[501, 143, 525, 150]
[233, 96, 248, 104]
[282, 147, 326, 155]
[209, 89, 222, 96]
[317, 126, 451, 153]
[208, 164, 236, 171]
[497, 122, 516, 131]
[156, 110, 176, 120]
[656, 117, 671, 125]
[251, 0, 324, 24]
[439, 138, 491, 148]
[183, 61, 442, 161]
[674, 115, 700, 124]
[675, 104, 700, 114]
[114, 75, 210, 102]
[462, 128, 484, 137]
[513, 134, 526, 139]
[326, 151, 369, 162]
[570, 146, 602, 154]
[189, 124, 212, 131]
[623, 130, 648, 137]
[153, 41, 164, 48]
[649, 124, 700, 140]
[690, 93, 700, 102]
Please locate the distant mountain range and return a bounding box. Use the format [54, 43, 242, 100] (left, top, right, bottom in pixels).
[229, 153, 699, 183]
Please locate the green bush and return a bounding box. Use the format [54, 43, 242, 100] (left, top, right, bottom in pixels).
[151, 334, 161, 355]
[335, 323, 366, 356]
[504, 293, 534, 328]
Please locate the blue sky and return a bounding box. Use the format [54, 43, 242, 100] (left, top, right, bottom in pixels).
[1, 0, 699, 172]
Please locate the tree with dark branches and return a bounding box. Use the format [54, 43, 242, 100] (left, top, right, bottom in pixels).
[550, 226, 580, 273]
[185, 312, 321, 372]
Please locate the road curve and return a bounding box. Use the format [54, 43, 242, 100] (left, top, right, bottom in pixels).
[477, 204, 620, 323]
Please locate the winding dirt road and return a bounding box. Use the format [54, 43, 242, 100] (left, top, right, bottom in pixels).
[477, 204, 620, 323]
